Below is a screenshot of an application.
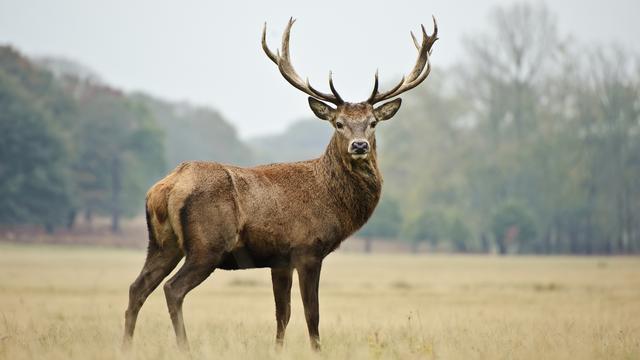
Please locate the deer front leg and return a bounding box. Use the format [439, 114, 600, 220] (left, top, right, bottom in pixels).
[297, 260, 322, 351]
[271, 267, 293, 347]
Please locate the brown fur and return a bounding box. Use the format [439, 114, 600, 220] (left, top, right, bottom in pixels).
[148, 123, 381, 258]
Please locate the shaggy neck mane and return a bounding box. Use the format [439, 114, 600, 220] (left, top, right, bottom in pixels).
[315, 133, 383, 235]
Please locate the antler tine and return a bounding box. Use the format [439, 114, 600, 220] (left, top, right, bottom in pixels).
[410, 31, 420, 50]
[304, 71, 344, 103]
[406, 24, 431, 83]
[431, 15, 439, 45]
[261, 22, 279, 65]
[275, 18, 309, 94]
[368, 16, 439, 105]
[262, 18, 343, 105]
[367, 70, 380, 103]
[328, 71, 344, 103]
[304, 77, 331, 100]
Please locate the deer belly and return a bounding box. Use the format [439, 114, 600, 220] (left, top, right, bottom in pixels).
[217, 246, 290, 270]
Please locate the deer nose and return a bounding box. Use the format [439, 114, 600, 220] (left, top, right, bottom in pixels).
[350, 141, 369, 154]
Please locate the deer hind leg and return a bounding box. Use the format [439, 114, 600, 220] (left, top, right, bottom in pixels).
[123, 239, 183, 348]
[163, 200, 237, 351]
[163, 254, 217, 351]
[271, 267, 293, 347]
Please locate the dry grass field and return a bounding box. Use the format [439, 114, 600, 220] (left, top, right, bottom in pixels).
[0, 243, 638, 360]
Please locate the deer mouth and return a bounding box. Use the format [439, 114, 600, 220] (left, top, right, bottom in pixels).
[350, 153, 369, 160]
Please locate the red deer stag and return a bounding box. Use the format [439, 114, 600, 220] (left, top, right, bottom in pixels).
[122, 17, 438, 351]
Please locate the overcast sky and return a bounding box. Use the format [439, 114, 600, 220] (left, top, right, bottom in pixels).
[1, 0, 638, 138]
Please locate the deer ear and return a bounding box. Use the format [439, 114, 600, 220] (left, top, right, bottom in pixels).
[374, 98, 402, 121]
[308, 97, 335, 121]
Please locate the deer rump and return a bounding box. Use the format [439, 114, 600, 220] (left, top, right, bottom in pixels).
[145, 161, 345, 271]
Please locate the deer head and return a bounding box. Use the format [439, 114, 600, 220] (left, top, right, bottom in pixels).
[262, 17, 438, 160]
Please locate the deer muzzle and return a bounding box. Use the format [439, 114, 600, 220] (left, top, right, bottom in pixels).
[349, 140, 370, 159]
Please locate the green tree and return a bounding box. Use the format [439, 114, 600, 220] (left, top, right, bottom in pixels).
[0, 51, 73, 230]
[67, 80, 165, 232]
[403, 209, 449, 253]
[490, 202, 537, 254]
[448, 216, 472, 252]
[358, 196, 402, 252]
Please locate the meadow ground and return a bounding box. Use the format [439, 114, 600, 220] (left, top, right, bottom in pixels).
[0, 243, 638, 359]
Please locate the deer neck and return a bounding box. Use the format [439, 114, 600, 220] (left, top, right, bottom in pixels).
[317, 133, 383, 233]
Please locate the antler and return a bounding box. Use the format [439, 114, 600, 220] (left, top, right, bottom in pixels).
[262, 18, 344, 105]
[367, 16, 439, 105]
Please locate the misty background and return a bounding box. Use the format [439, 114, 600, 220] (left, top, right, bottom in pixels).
[2, 0, 639, 137]
[1, 0, 639, 254]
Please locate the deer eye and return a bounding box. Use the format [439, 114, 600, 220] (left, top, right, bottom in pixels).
[370, 121, 378, 128]
[336, 121, 344, 129]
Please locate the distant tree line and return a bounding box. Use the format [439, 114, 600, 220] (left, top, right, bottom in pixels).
[2, 2, 638, 254]
[0, 47, 252, 233]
